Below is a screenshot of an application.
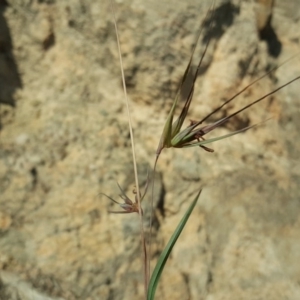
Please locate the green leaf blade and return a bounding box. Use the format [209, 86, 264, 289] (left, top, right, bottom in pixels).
[147, 189, 202, 300]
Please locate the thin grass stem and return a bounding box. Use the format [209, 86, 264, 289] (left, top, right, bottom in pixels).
[110, 0, 148, 297]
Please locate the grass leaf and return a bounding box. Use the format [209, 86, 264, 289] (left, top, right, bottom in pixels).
[147, 189, 202, 300]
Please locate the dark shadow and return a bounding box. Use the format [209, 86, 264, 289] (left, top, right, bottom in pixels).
[202, 2, 240, 44]
[38, 0, 55, 3]
[0, 0, 22, 107]
[43, 31, 55, 51]
[258, 14, 281, 58]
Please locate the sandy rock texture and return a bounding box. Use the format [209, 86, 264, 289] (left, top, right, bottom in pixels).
[0, 0, 300, 299]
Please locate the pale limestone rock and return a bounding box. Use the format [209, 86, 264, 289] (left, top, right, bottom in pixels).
[0, 0, 299, 299]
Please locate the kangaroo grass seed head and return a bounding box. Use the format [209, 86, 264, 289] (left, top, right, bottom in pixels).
[155, 1, 300, 157]
[157, 46, 300, 155]
[102, 174, 149, 215]
[159, 107, 260, 153]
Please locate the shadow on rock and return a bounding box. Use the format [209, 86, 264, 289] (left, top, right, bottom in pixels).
[0, 0, 22, 107]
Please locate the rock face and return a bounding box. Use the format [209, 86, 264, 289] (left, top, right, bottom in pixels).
[0, 0, 300, 299]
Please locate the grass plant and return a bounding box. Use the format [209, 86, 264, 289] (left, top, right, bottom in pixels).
[105, 1, 300, 299]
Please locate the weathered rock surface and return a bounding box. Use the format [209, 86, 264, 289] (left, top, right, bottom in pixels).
[0, 0, 300, 299]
